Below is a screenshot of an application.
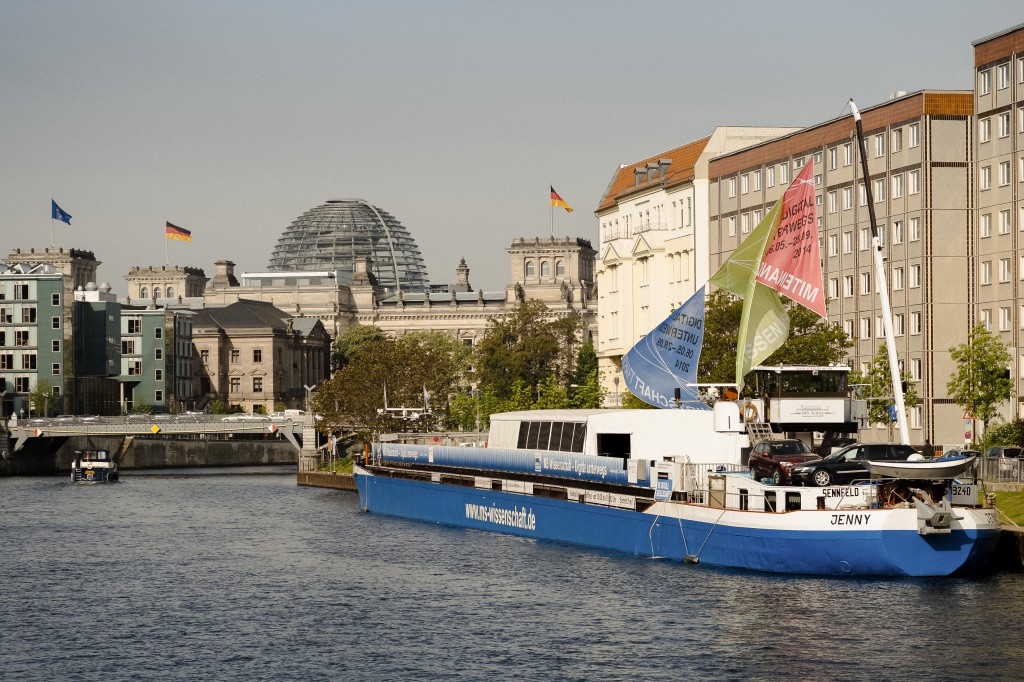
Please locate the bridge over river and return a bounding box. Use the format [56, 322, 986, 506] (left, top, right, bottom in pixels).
[7, 414, 307, 453]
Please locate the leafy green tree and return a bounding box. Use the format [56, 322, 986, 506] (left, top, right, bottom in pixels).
[474, 300, 567, 401]
[621, 390, 657, 409]
[28, 379, 54, 417]
[699, 289, 852, 390]
[332, 325, 387, 369]
[947, 324, 1014, 442]
[131, 398, 152, 415]
[568, 338, 603, 408]
[850, 344, 918, 439]
[209, 400, 227, 415]
[982, 418, 1024, 451]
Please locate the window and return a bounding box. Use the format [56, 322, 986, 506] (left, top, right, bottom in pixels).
[1000, 209, 1010, 234]
[827, 191, 837, 214]
[828, 147, 837, 170]
[52, 362, 60, 376]
[999, 112, 1011, 138]
[843, 142, 853, 166]
[981, 260, 992, 285]
[814, 174, 823, 187]
[15, 377, 29, 392]
[22, 307, 36, 323]
[140, 287, 148, 299]
[982, 309, 992, 332]
[893, 267, 904, 290]
[555, 260, 565, 276]
[876, 316, 884, 338]
[843, 231, 853, 254]
[200, 349, 209, 363]
[127, 361, 141, 376]
[52, 340, 59, 352]
[154, 327, 162, 339]
[894, 313, 905, 336]
[253, 377, 263, 393]
[828, 278, 839, 299]
[230, 349, 239, 363]
[981, 166, 991, 190]
[874, 178, 886, 202]
[154, 287, 161, 299]
[121, 340, 135, 355]
[0, 353, 11, 369]
[979, 69, 991, 95]
[525, 261, 535, 277]
[753, 170, 761, 191]
[230, 377, 240, 393]
[741, 174, 749, 194]
[155, 348, 162, 360]
[844, 275, 854, 297]
[911, 312, 921, 336]
[728, 178, 737, 198]
[166, 286, 174, 299]
[859, 183, 867, 206]
[753, 209, 762, 225]
[541, 261, 550, 277]
[155, 390, 163, 403]
[15, 331, 29, 346]
[1020, 57, 1024, 84]
[127, 319, 140, 334]
[155, 369, 163, 381]
[861, 317, 871, 339]
[766, 166, 775, 187]
[0, 308, 9, 323]
[892, 174, 903, 199]
[999, 161, 1011, 187]
[891, 128, 902, 153]
[253, 349, 262, 363]
[1001, 307, 1012, 331]
[998, 62, 1010, 89]
[779, 163, 788, 184]
[910, 217, 921, 241]
[51, 316, 59, 330]
[909, 123, 920, 148]
[892, 220, 903, 244]
[875, 134, 885, 157]
[51, 293, 60, 306]
[828, 234, 838, 256]
[842, 187, 852, 210]
[908, 170, 919, 195]
[20, 353, 36, 370]
[728, 216, 736, 236]
[861, 272, 871, 295]
[14, 285, 28, 300]
[910, 264, 921, 288]
[742, 213, 750, 234]
[1001, 258, 1011, 282]
[979, 118, 991, 143]
[981, 213, 992, 238]
[844, 320, 855, 338]
[859, 228, 869, 251]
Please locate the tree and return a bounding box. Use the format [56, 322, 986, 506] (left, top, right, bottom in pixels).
[474, 300, 575, 400]
[28, 379, 54, 417]
[850, 344, 918, 439]
[332, 325, 387, 369]
[699, 289, 853, 389]
[982, 418, 1024, 451]
[568, 338, 603, 409]
[947, 324, 1013, 442]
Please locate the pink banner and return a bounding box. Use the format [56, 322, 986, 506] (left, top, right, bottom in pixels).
[756, 162, 826, 317]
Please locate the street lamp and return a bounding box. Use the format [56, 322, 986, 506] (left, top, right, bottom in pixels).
[613, 376, 620, 407]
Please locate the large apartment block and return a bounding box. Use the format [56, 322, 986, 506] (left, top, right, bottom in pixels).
[972, 23, 1024, 420]
[707, 91, 974, 445]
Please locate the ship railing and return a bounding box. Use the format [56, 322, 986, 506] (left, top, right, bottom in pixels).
[682, 462, 746, 490]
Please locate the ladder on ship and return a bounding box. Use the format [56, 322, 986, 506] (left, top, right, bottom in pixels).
[746, 421, 774, 444]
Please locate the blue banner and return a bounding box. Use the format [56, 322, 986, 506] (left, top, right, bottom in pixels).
[51, 199, 72, 225]
[621, 286, 709, 410]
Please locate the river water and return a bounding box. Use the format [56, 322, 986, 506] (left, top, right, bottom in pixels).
[2, 468, 1024, 681]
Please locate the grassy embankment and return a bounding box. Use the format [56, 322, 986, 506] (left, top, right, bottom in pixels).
[994, 491, 1024, 526]
[320, 456, 355, 475]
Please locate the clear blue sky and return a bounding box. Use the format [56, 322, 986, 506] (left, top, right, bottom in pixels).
[1, 1, 1018, 292]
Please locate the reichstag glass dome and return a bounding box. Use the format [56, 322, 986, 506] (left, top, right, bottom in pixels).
[267, 199, 430, 291]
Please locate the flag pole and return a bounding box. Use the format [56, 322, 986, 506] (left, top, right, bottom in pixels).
[50, 198, 54, 247]
[166, 227, 169, 266]
[550, 202, 554, 237]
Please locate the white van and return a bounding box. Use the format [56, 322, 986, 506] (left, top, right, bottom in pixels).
[270, 409, 306, 421]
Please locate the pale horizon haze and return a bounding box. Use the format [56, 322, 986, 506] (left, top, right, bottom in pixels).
[1, 2, 1019, 294]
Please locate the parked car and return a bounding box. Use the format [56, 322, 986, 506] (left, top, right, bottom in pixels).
[985, 446, 1022, 475]
[790, 443, 920, 487]
[942, 448, 981, 460]
[748, 439, 821, 485]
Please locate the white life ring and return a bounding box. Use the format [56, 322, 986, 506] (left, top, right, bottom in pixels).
[742, 402, 759, 422]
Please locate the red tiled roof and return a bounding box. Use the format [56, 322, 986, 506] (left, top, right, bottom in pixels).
[596, 136, 711, 212]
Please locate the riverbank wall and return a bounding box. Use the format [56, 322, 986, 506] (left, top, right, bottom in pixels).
[297, 471, 357, 490]
[0, 434, 296, 475]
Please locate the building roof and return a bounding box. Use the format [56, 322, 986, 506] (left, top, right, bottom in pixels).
[191, 299, 291, 332]
[596, 136, 712, 213]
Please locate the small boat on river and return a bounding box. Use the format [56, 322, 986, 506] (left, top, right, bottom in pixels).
[71, 449, 119, 483]
[868, 453, 977, 480]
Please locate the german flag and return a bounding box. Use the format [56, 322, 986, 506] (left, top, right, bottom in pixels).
[165, 222, 192, 242]
[550, 186, 573, 213]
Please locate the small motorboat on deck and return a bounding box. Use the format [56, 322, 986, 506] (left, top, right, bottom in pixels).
[868, 453, 976, 480]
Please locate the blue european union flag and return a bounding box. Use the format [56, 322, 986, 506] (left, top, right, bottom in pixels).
[51, 199, 72, 225]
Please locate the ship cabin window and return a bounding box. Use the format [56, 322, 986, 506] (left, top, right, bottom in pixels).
[785, 492, 802, 511]
[752, 368, 848, 398]
[597, 433, 630, 459]
[764, 491, 777, 512]
[517, 420, 586, 452]
[739, 488, 749, 511]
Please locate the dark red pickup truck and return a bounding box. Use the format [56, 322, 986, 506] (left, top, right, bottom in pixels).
[748, 439, 821, 485]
